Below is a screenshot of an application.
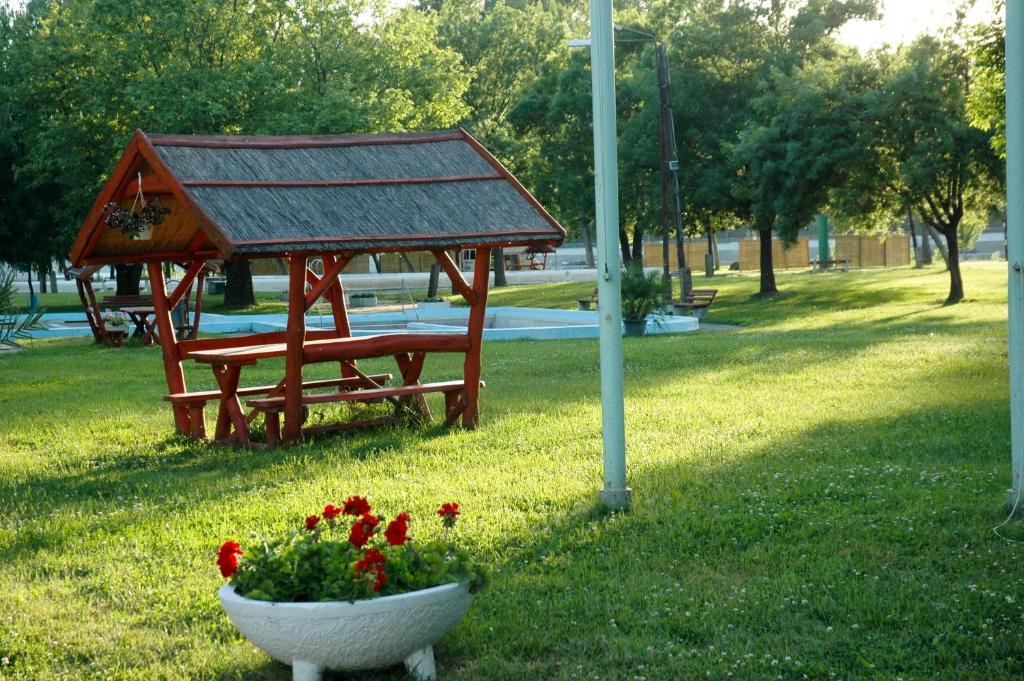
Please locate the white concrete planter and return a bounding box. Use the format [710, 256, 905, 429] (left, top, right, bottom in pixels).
[218, 582, 474, 681]
[348, 294, 378, 308]
[416, 301, 451, 310]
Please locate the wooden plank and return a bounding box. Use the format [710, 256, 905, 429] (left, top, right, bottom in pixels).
[462, 248, 490, 428]
[164, 374, 393, 403]
[302, 333, 470, 364]
[178, 329, 337, 358]
[248, 380, 470, 410]
[147, 262, 191, 434]
[430, 250, 476, 305]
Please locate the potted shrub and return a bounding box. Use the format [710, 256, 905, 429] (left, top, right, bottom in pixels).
[348, 292, 377, 308]
[416, 297, 450, 310]
[620, 263, 664, 336]
[216, 497, 485, 681]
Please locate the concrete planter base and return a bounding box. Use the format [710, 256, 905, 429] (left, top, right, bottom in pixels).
[623, 319, 647, 337]
[219, 582, 473, 681]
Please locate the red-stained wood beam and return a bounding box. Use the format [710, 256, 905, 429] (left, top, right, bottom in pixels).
[167, 260, 205, 310]
[80, 250, 222, 267]
[431, 250, 476, 306]
[304, 253, 352, 311]
[301, 333, 470, 364]
[117, 174, 173, 199]
[148, 130, 463, 149]
[283, 254, 307, 443]
[462, 247, 491, 428]
[182, 175, 501, 189]
[148, 262, 191, 434]
[177, 329, 339, 360]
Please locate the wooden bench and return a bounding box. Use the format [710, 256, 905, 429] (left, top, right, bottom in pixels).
[164, 373, 392, 440]
[102, 294, 153, 308]
[577, 288, 598, 311]
[811, 258, 850, 272]
[673, 288, 718, 318]
[247, 379, 484, 444]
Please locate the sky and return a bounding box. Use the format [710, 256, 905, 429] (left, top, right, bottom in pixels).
[1, 0, 1002, 50]
[836, 0, 1000, 51]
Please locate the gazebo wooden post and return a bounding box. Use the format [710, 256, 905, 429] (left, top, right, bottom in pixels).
[462, 247, 491, 428]
[284, 254, 307, 442]
[322, 252, 356, 381]
[147, 261, 191, 434]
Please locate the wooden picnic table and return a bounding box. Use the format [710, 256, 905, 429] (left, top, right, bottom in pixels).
[186, 332, 472, 444]
[120, 305, 159, 345]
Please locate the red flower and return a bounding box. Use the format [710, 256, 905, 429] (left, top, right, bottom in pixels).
[355, 548, 388, 592]
[217, 541, 243, 578]
[322, 504, 342, 520]
[348, 513, 379, 549]
[305, 515, 320, 531]
[384, 512, 411, 546]
[437, 502, 460, 528]
[342, 496, 372, 516]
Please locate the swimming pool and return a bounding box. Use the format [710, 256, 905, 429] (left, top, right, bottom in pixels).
[31, 306, 699, 341]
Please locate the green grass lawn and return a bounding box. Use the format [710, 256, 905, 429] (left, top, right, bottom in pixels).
[1, 262, 1021, 679]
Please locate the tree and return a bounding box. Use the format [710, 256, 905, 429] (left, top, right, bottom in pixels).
[671, 0, 878, 295]
[835, 37, 1002, 303]
[0, 0, 471, 307]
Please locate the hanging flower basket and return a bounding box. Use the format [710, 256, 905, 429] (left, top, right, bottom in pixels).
[102, 173, 169, 240]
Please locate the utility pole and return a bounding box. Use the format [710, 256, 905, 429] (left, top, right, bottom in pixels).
[615, 26, 689, 302]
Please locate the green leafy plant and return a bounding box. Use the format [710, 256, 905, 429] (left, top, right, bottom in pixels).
[620, 263, 665, 322]
[218, 498, 486, 603]
[0, 267, 43, 347]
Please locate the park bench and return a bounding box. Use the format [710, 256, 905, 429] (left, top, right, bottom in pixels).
[101, 294, 152, 308]
[810, 258, 850, 273]
[164, 373, 393, 440]
[577, 288, 599, 311]
[673, 288, 718, 318]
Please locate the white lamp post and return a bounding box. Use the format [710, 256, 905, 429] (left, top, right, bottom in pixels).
[570, 0, 631, 510]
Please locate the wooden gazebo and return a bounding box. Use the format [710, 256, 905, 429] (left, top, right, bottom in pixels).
[68, 129, 565, 444]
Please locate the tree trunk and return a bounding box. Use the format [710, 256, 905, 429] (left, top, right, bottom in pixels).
[923, 223, 950, 268]
[427, 263, 440, 298]
[944, 225, 964, 304]
[370, 254, 382, 273]
[758, 225, 778, 295]
[223, 255, 255, 309]
[907, 210, 924, 268]
[619, 228, 631, 266]
[48, 266, 58, 293]
[493, 248, 507, 287]
[38, 264, 47, 293]
[582, 220, 596, 268]
[630, 225, 644, 265]
[115, 264, 143, 295]
[711, 230, 720, 270]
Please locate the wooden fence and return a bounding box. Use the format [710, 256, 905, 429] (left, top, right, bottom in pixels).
[642, 242, 713, 270]
[833, 235, 911, 268]
[737, 238, 811, 271]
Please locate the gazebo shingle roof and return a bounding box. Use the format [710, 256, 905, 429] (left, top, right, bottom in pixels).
[69, 129, 565, 266]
